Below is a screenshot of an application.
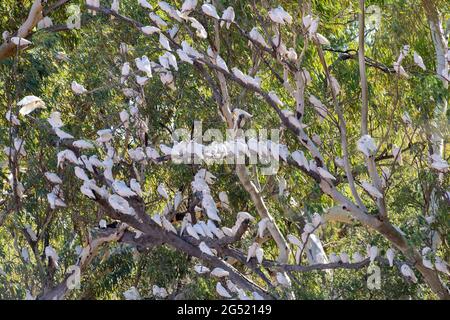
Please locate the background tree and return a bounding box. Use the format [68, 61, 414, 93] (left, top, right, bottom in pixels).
[0, 0, 448, 300]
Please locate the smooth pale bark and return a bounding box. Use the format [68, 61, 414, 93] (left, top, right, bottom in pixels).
[0, 0, 43, 60]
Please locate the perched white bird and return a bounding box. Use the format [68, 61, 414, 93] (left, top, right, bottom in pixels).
[216, 282, 231, 298]
[159, 33, 171, 51]
[257, 218, 269, 238]
[141, 26, 160, 35]
[44, 246, 59, 266]
[413, 51, 426, 70]
[138, 0, 153, 10]
[199, 241, 214, 256]
[157, 183, 169, 199]
[317, 167, 336, 180]
[211, 268, 229, 278]
[194, 264, 210, 274]
[128, 179, 142, 197]
[249, 27, 269, 48]
[11, 37, 32, 46]
[430, 154, 449, 172]
[47, 192, 67, 209]
[161, 215, 177, 233]
[315, 33, 330, 46]
[113, 180, 137, 198]
[357, 134, 377, 157]
[246, 242, 259, 262]
[268, 6, 292, 25]
[17, 96, 45, 116]
[188, 17, 207, 38]
[185, 223, 200, 240]
[218, 191, 230, 211]
[221, 7, 235, 29]
[200, 195, 220, 223]
[74, 166, 89, 181]
[135, 55, 152, 77]
[45, 172, 63, 184]
[24, 224, 37, 242]
[108, 194, 135, 215]
[181, 0, 197, 14]
[340, 252, 349, 263]
[400, 264, 417, 283]
[21, 247, 29, 262]
[73, 140, 94, 149]
[361, 181, 383, 199]
[111, 0, 120, 14]
[276, 272, 291, 287]
[57, 149, 79, 168]
[305, 233, 328, 266]
[329, 253, 340, 263]
[435, 257, 449, 275]
[201, 4, 220, 19]
[152, 285, 168, 299]
[368, 245, 378, 263]
[71, 81, 87, 95]
[54, 128, 74, 140]
[149, 12, 168, 28]
[291, 150, 309, 171]
[123, 287, 141, 300]
[255, 247, 264, 264]
[352, 251, 364, 263]
[386, 248, 395, 267]
[47, 112, 63, 128]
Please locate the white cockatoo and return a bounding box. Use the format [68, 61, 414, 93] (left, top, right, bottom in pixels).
[71, 81, 87, 95]
[11, 37, 32, 46]
[268, 6, 292, 25]
[199, 241, 214, 256]
[17, 96, 45, 116]
[47, 111, 63, 129]
[216, 282, 231, 298]
[413, 51, 426, 70]
[138, 0, 153, 10]
[123, 287, 141, 300]
[113, 180, 137, 198]
[201, 4, 220, 19]
[386, 248, 395, 267]
[149, 12, 167, 28]
[357, 134, 377, 157]
[361, 181, 383, 199]
[211, 268, 229, 278]
[108, 194, 135, 215]
[135, 55, 152, 77]
[400, 264, 417, 283]
[249, 27, 269, 48]
[221, 7, 235, 29]
[194, 264, 210, 274]
[305, 234, 329, 265]
[141, 26, 160, 35]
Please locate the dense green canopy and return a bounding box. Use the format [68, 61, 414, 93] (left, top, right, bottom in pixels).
[0, 0, 448, 300]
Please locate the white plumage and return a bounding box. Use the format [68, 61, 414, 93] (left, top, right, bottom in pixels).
[216, 282, 231, 298]
[361, 181, 383, 199]
[221, 7, 235, 29]
[211, 268, 229, 278]
[113, 180, 137, 198]
[71, 81, 87, 95]
[201, 4, 220, 19]
[18, 95, 46, 116]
